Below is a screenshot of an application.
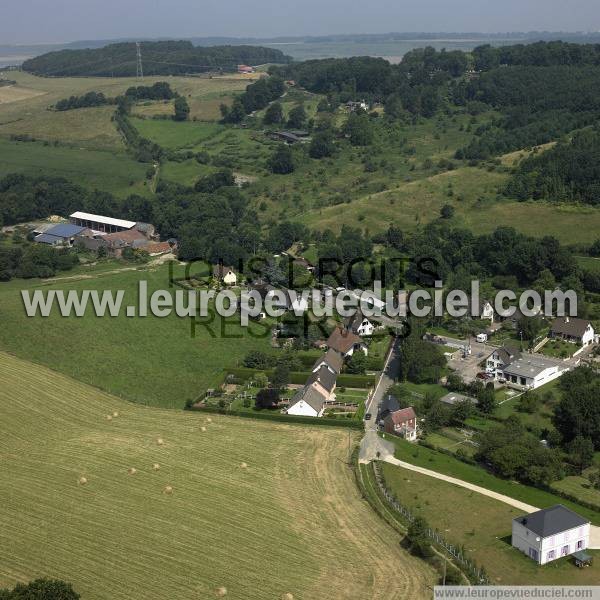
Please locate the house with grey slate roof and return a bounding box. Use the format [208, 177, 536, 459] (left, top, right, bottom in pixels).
[512, 505, 590, 564]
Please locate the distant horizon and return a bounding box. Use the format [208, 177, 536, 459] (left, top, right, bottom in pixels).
[3, 29, 600, 49]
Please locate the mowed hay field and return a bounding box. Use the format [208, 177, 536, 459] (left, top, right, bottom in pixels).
[0, 352, 434, 600]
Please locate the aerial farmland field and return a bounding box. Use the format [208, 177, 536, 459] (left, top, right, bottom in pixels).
[0, 351, 434, 600]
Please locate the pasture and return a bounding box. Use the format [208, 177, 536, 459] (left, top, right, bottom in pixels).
[0, 351, 434, 599]
[0, 137, 150, 197]
[296, 165, 600, 244]
[0, 71, 246, 150]
[380, 462, 600, 585]
[0, 263, 274, 408]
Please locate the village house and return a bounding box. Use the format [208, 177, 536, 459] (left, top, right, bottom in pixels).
[305, 365, 337, 400]
[326, 326, 368, 357]
[485, 344, 521, 379]
[286, 386, 327, 418]
[213, 265, 238, 285]
[251, 283, 309, 313]
[550, 317, 595, 346]
[346, 100, 369, 112]
[311, 349, 343, 375]
[345, 308, 378, 337]
[237, 64, 255, 74]
[384, 406, 418, 441]
[467, 296, 495, 322]
[502, 356, 565, 390]
[512, 505, 590, 564]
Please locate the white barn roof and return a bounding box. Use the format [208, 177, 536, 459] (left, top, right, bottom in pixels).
[70, 211, 136, 229]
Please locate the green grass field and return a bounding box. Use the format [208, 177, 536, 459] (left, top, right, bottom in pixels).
[380, 462, 600, 585]
[384, 436, 600, 525]
[0, 351, 433, 599]
[0, 138, 150, 197]
[0, 72, 246, 148]
[0, 263, 274, 408]
[295, 164, 600, 244]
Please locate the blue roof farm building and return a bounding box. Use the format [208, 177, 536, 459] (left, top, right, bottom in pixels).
[34, 223, 90, 246]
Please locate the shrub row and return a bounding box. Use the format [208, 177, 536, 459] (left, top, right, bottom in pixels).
[223, 367, 375, 388]
[187, 404, 364, 429]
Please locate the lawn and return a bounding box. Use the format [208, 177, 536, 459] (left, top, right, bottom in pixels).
[540, 338, 578, 359]
[0, 138, 150, 197]
[380, 462, 600, 585]
[0, 351, 433, 599]
[0, 263, 274, 408]
[384, 436, 600, 525]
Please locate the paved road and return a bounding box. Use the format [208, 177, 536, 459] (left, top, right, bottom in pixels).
[364, 337, 400, 431]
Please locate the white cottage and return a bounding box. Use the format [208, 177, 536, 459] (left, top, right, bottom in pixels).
[512, 505, 590, 565]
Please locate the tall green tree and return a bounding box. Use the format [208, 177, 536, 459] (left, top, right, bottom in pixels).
[173, 96, 190, 121]
[269, 144, 295, 174]
[263, 102, 283, 125]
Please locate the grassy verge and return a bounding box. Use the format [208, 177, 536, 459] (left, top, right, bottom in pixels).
[380, 462, 600, 585]
[384, 436, 600, 525]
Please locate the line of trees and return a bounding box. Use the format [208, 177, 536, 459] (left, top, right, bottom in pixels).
[55, 91, 110, 111]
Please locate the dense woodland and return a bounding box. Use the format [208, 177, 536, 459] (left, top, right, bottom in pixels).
[22, 41, 291, 77]
[506, 128, 600, 205]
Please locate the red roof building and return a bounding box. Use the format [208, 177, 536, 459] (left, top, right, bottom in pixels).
[384, 406, 418, 441]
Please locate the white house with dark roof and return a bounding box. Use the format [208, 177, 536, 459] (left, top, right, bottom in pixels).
[311, 349, 343, 375]
[502, 356, 565, 390]
[286, 386, 327, 417]
[512, 505, 590, 564]
[485, 345, 521, 379]
[550, 317, 595, 346]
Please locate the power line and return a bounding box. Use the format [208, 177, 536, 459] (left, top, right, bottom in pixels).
[136, 42, 144, 80]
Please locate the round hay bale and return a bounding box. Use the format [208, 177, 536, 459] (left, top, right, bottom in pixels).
[206, 417, 213, 424]
[240, 462, 248, 469]
[152, 463, 160, 471]
[282, 594, 294, 600]
[113, 411, 119, 418]
[200, 426, 207, 432]
[164, 485, 173, 495]
[214, 587, 227, 597]
[128, 467, 137, 475]
[157, 438, 164, 446]
[78, 476, 88, 486]
[106, 415, 113, 421]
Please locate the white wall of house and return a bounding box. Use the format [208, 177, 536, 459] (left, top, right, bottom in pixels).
[512, 521, 590, 565]
[223, 271, 237, 285]
[356, 319, 375, 336]
[486, 352, 505, 378]
[287, 400, 323, 418]
[503, 365, 563, 390]
[582, 325, 595, 346]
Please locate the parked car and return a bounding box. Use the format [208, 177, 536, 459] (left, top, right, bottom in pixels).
[364, 413, 372, 421]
